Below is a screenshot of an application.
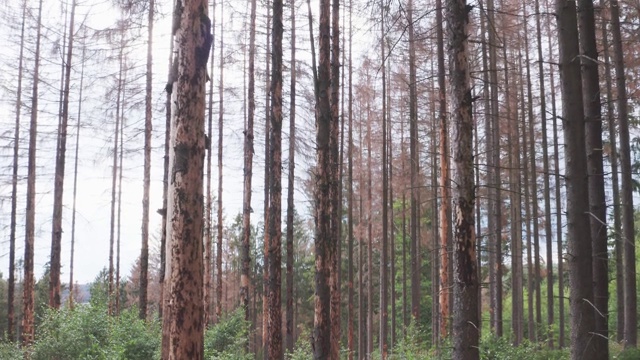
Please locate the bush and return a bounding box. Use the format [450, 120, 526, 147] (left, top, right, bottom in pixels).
[204, 308, 251, 360]
[616, 347, 640, 360]
[0, 342, 23, 360]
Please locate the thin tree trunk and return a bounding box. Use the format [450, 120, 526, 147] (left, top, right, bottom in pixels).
[285, 0, 295, 354]
[330, 0, 342, 355]
[69, 37, 86, 311]
[50, 0, 76, 310]
[367, 100, 374, 358]
[347, 1, 355, 357]
[577, 0, 608, 356]
[22, 0, 44, 346]
[407, 0, 420, 325]
[447, 1, 479, 358]
[9, 0, 27, 340]
[599, 2, 623, 341]
[116, 93, 125, 315]
[610, 0, 637, 347]
[436, 0, 450, 340]
[358, 108, 366, 359]
[262, 7, 272, 354]
[216, 0, 224, 322]
[242, 0, 255, 333]
[379, 2, 389, 357]
[165, 0, 210, 356]
[109, 39, 124, 316]
[140, 0, 154, 320]
[533, 0, 554, 347]
[555, 1, 597, 358]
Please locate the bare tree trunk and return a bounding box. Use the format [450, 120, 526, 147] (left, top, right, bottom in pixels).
[164, 0, 211, 356]
[358, 109, 366, 359]
[436, 0, 450, 340]
[50, 0, 76, 310]
[69, 37, 86, 311]
[216, 0, 224, 322]
[577, 0, 608, 356]
[140, 0, 154, 320]
[266, 0, 284, 356]
[610, 0, 637, 348]
[116, 94, 125, 315]
[533, 0, 555, 347]
[23, 0, 44, 346]
[600, 2, 623, 341]
[447, 1, 479, 358]
[347, 1, 354, 357]
[262, 7, 272, 354]
[555, 1, 597, 358]
[109, 38, 125, 316]
[285, 0, 296, 354]
[330, 0, 342, 356]
[407, 0, 420, 325]
[314, 0, 332, 356]
[379, 2, 389, 357]
[366, 101, 373, 358]
[242, 0, 256, 334]
[9, 0, 27, 340]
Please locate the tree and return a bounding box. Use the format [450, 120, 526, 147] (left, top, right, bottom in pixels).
[313, 0, 332, 357]
[266, 0, 284, 356]
[216, 0, 225, 322]
[23, 0, 44, 347]
[8, 0, 27, 341]
[555, 1, 597, 358]
[610, 0, 637, 347]
[447, 0, 479, 358]
[139, 0, 154, 320]
[577, 0, 608, 356]
[164, 0, 212, 356]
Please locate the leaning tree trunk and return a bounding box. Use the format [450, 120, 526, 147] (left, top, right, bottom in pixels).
[23, 0, 44, 347]
[447, 1, 479, 359]
[164, 0, 211, 357]
[555, 1, 597, 358]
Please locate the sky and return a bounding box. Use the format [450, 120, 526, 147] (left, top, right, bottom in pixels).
[0, 0, 321, 284]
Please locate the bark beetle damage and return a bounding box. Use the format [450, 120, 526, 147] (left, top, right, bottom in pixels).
[196, 14, 212, 70]
[172, 143, 190, 184]
[455, 198, 476, 286]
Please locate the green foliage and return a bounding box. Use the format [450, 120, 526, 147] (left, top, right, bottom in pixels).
[479, 336, 568, 360]
[0, 342, 22, 360]
[615, 347, 640, 360]
[29, 304, 160, 360]
[204, 308, 251, 360]
[287, 329, 312, 360]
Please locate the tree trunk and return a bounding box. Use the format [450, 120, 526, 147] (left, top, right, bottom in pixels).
[610, 0, 637, 348]
[407, 0, 420, 326]
[555, 1, 597, 358]
[9, 0, 26, 341]
[379, 2, 389, 357]
[313, 0, 332, 357]
[285, 0, 295, 354]
[577, 0, 608, 356]
[116, 93, 125, 315]
[436, 0, 450, 340]
[50, 0, 76, 310]
[599, 2, 623, 341]
[242, 0, 256, 333]
[347, 1, 354, 357]
[216, 0, 224, 322]
[447, 1, 479, 358]
[165, 0, 210, 356]
[366, 101, 374, 358]
[140, 0, 154, 320]
[267, 0, 284, 356]
[23, 0, 43, 346]
[262, 8, 272, 354]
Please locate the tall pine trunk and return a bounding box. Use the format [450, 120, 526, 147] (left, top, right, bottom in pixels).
[216, 0, 224, 321]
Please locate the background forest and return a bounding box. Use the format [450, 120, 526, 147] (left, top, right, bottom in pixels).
[1, 0, 640, 358]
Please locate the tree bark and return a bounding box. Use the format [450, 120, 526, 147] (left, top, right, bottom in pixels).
[379, 2, 388, 358]
[347, 1, 354, 357]
[9, 0, 26, 341]
[447, 1, 479, 359]
[50, 0, 76, 310]
[216, 0, 224, 322]
[555, 1, 597, 358]
[140, 0, 154, 320]
[577, 0, 608, 356]
[165, 0, 210, 357]
[610, 0, 637, 348]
